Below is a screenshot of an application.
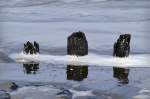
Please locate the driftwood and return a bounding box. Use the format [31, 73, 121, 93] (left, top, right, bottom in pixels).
[67, 31, 88, 56]
[113, 34, 131, 57]
[23, 41, 39, 54]
[67, 65, 88, 81]
[113, 67, 129, 84]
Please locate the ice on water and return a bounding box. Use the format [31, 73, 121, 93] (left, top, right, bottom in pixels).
[9, 52, 150, 67]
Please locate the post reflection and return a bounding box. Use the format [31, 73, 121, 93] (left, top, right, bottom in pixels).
[23, 63, 39, 74]
[66, 65, 88, 81]
[113, 67, 130, 84]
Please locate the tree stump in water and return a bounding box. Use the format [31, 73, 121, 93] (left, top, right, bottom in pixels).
[67, 31, 88, 56]
[23, 41, 39, 54]
[113, 34, 131, 57]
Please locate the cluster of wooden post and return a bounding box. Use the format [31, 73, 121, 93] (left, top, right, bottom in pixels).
[22, 33, 131, 83]
[23, 41, 39, 54]
[23, 31, 131, 58]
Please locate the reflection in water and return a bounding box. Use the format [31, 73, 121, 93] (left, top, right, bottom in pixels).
[113, 67, 130, 84]
[23, 63, 39, 74]
[67, 65, 88, 81]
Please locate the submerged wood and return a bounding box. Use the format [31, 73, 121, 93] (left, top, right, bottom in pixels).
[23, 41, 39, 54]
[113, 34, 131, 57]
[67, 31, 88, 56]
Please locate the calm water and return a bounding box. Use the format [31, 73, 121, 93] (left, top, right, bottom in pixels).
[0, 0, 150, 99]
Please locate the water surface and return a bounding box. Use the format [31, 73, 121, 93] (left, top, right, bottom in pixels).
[0, 0, 150, 98]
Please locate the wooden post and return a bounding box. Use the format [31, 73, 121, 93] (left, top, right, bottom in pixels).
[67, 31, 88, 56]
[23, 41, 40, 54]
[113, 34, 131, 57]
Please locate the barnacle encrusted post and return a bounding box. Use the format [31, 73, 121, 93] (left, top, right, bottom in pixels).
[113, 34, 131, 57]
[67, 31, 88, 56]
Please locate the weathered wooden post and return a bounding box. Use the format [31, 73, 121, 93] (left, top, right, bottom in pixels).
[113, 34, 131, 84]
[23, 41, 40, 54]
[113, 34, 131, 57]
[34, 41, 40, 53]
[67, 31, 88, 56]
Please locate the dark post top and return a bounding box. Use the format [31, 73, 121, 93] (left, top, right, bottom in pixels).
[67, 31, 88, 56]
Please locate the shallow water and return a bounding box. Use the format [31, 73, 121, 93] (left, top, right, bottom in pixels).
[0, 0, 150, 99]
[1, 63, 150, 99]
